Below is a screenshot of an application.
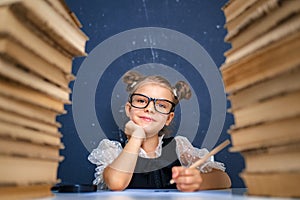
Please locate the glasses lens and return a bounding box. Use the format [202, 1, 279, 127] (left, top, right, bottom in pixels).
[155, 100, 173, 114]
[131, 94, 149, 108]
[130, 94, 174, 114]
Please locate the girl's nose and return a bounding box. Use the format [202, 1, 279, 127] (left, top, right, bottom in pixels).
[144, 101, 155, 113]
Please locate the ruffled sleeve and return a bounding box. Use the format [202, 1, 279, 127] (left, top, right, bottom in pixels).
[175, 136, 225, 173]
[88, 139, 123, 189]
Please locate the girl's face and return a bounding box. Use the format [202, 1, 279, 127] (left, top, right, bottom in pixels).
[125, 83, 175, 138]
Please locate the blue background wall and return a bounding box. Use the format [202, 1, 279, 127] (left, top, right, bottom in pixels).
[58, 0, 245, 188]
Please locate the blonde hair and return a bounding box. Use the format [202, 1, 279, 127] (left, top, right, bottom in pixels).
[122, 70, 192, 105]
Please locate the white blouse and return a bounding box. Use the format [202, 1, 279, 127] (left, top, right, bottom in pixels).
[88, 135, 226, 189]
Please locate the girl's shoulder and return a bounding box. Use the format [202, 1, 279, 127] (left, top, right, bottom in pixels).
[174, 135, 209, 154]
[174, 135, 194, 146]
[97, 138, 123, 149]
[88, 139, 123, 165]
[174, 135, 189, 140]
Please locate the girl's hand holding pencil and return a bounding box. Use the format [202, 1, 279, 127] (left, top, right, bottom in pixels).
[170, 139, 231, 191]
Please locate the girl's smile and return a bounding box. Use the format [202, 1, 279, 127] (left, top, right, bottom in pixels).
[139, 115, 156, 122]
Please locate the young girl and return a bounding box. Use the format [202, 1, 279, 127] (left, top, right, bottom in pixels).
[88, 70, 231, 192]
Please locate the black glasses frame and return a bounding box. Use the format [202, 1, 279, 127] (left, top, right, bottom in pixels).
[129, 93, 175, 114]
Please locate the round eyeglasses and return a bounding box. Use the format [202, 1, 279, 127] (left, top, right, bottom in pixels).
[129, 93, 175, 114]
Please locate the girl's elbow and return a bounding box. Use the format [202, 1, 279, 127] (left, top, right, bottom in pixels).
[107, 182, 128, 191]
[103, 168, 129, 191]
[224, 172, 232, 188]
[104, 175, 129, 191]
[216, 170, 232, 189]
[200, 169, 232, 190]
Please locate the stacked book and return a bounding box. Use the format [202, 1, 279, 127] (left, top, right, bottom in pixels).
[0, 0, 88, 199]
[221, 0, 300, 198]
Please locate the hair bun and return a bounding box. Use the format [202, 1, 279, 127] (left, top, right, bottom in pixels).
[174, 81, 192, 101]
[122, 71, 144, 92]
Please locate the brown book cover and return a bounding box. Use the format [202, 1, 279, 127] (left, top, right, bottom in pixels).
[229, 89, 300, 128]
[0, 6, 73, 74]
[0, 154, 61, 185]
[0, 58, 71, 103]
[241, 142, 300, 173]
[0, 0, 89, 57]
[221, 30, 300, 94]
[0, 37, 74, 90]
[229, 115, 300, 152]
[0, 108, 60, 135]
[222, 0, 300, 198]
[228, 66, 300, 110]
[224, 13, 300, 66]
[0, 93, 59, 125]
[224, 0, 273, 33]
[241, 171, 300, 197]
[0, 136, 62, 161]
[225, 0, 300, 50]
[0, 77, 67, 114]
[222, 0, 259, 24]
[0, 120, 62, 147]
[0, 1, 88, 199]
[46, 0, 83, 28]
[0, 184, 54, 200]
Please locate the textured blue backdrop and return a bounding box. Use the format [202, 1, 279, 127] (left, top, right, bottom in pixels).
[58, 0, 245, 188]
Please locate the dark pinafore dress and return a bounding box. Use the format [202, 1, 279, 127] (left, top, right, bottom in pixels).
[121, 137, 181, 189]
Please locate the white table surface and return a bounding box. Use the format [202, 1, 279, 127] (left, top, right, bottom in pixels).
[40, 188, 299, 200]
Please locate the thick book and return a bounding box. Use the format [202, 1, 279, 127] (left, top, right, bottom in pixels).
[0, 77, 67, 114]
[0, 0, 89, 57]
[0, 37, 74, 90]
[224, 0, 273, 33]
[224, 13, 300, 66]
[0, 120, 62, 147]
[0, 154, 61, 185]
[221, 30, 300, 94]
[229, 89, 300, 128]
[222, 0, 259, 24]
[0, 58, 71, 103]
[241, 142, 300, 173]
[0, 6, 73, 74]
[225, 0, 300, 50]
[0, 136, 62, 161]
[228, 66, 300, 110]
[0, 93, 59, 125]
[0, 108, 60, 135]
[46, 0, 83, 28]
[229, 115, 300, 152]
[0, 184, 54, 200]
[241, 171, 300, 197]
[0, 1, 86, 199]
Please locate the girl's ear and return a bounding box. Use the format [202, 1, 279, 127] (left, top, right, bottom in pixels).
[165, 112, 175, 126]
[125, 102, 131, 117]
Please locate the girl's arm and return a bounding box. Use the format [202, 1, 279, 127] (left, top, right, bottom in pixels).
[103, 121, 145, 191]
[103, 137, 142, 190]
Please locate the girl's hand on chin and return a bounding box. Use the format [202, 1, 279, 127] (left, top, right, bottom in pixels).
[124, 120, 146, 140]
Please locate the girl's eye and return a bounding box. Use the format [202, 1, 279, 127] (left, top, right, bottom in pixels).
[137, 99, 147, 104]
[157, 103, 167, 108]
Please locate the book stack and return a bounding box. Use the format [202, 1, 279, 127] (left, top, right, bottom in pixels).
[0, 0, 88, 199]
[221, 0, 300, 198]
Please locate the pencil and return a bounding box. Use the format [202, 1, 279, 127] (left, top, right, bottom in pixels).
[170, 139, 231, 184]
